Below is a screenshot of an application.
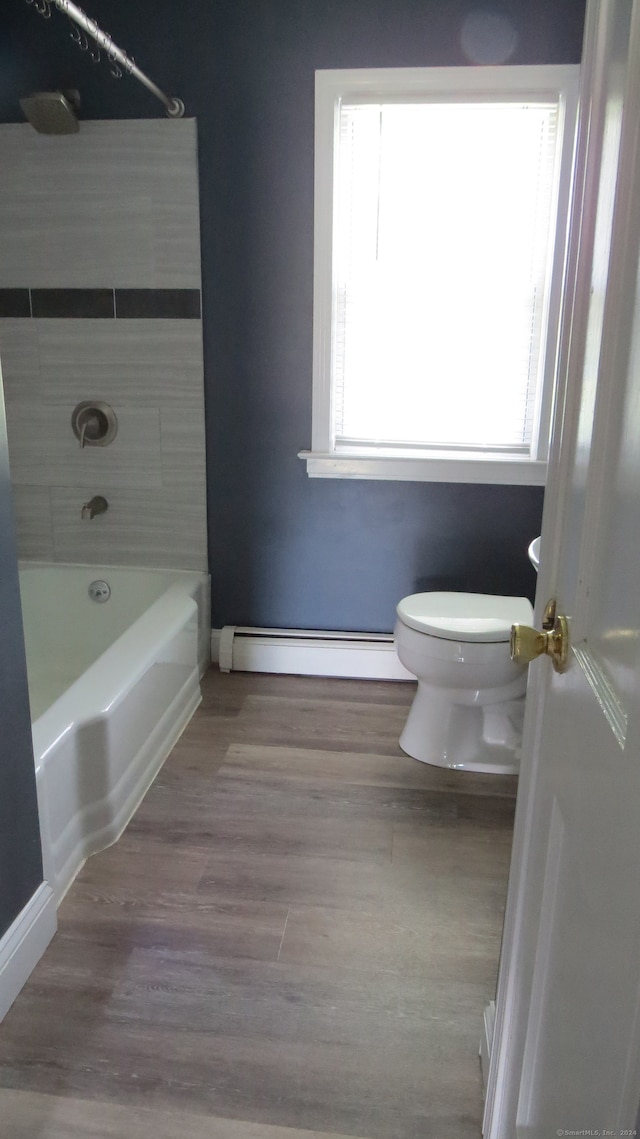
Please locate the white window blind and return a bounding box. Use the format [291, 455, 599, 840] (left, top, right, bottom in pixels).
[332, 100, 560, 455]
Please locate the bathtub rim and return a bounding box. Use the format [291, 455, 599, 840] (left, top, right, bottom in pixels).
[19, 560, 211, 704]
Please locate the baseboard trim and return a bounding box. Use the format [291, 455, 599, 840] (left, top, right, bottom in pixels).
[480, 999, 496, 1094]
[211, 626, 415, 681]
[0, 882, 57, 1022]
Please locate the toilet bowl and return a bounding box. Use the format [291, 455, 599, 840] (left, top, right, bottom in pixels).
[394, 591, 534, 774]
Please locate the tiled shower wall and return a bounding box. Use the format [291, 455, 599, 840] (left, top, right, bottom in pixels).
[0, 120, 207, 570]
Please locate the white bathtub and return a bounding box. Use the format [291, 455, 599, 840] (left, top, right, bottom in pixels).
[19, 563, 210, 902]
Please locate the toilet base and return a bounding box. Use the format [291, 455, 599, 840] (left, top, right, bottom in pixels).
[399, 682, 524, 775]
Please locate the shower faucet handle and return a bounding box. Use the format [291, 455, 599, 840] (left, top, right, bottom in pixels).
[71, 401, 118, 449]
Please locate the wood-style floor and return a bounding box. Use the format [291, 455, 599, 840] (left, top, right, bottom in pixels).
[0, 669, 517, 1139]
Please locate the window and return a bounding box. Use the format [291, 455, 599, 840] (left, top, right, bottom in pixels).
[300, 66, 579, 483]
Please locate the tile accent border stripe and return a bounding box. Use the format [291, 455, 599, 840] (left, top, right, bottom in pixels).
[31, 289, 115, 319]
[0, 290, 31, 318]
[0, 289, 201, 319]
[115, 289, 201, 319]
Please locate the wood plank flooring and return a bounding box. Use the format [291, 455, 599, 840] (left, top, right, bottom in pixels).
[0, 669, 517, 1139]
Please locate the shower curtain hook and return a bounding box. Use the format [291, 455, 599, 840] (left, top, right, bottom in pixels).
[87, 18, 101, 62]
[108, 48, 123, 79]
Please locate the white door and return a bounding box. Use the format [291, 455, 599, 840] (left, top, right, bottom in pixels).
[485, 0, 640, 1134]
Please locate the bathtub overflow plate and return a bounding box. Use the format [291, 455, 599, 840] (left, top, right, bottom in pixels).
[88, 580, 111, 603]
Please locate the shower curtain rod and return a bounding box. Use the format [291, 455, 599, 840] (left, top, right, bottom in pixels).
[30, 0, 184, 118]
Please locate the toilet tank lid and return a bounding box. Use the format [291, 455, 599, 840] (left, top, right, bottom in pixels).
[396, 592, 534, 642]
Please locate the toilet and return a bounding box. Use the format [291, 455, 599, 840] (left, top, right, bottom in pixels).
[394, 591, 534, 774]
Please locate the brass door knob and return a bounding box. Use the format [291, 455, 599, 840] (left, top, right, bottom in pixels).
[510, 601, 569, 674]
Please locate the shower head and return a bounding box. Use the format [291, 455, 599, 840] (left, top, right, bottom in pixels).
[19, 91, 79, 135]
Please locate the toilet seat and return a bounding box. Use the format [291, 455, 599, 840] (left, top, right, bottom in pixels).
[396, 591, 533, 643]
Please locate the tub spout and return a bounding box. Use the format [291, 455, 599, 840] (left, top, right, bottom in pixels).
[81, 495, 108, 520]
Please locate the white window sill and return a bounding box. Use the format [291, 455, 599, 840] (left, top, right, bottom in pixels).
[298, 451, 547, 486]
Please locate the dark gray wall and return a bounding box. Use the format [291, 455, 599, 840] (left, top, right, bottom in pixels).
[0, 378, 43, 937]
[0, 0, 586, 631]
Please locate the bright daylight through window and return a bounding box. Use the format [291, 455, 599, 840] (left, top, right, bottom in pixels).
[301, 66, 579, 483]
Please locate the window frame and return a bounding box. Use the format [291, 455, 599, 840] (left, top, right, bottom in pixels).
[300, 65, 580, 485]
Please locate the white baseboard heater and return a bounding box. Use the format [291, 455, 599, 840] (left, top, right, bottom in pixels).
[212, 626, 415, 681]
